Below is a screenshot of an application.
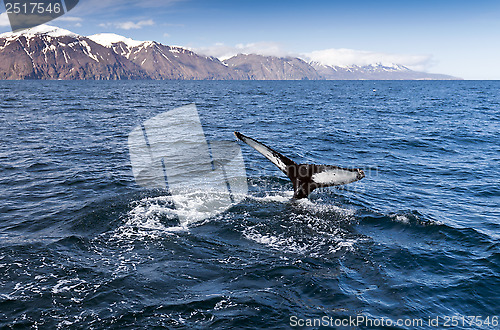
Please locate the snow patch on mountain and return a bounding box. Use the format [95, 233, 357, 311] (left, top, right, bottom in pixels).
[88, 33, 145, 48]
[0, 24, 79, 39]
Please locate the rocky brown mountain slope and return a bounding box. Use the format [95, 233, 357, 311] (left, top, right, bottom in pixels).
[224, 54, 321, 80]
[0, 25, 460, 80]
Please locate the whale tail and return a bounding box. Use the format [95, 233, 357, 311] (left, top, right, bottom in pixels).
[234, 131, 365, 199]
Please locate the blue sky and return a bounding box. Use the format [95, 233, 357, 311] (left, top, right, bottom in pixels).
[1, 0, 500, 79]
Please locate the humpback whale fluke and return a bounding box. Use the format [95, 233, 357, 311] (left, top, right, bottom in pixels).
[234, 132, 365, 199]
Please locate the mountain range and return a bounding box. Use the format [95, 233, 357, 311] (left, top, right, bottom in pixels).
[0, 25, 460, 80]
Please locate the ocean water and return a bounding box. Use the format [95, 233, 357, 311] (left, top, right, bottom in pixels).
[0, 80, 499, 329]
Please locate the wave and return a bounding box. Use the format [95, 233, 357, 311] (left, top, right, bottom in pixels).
[83, 186, 364, 260]
[67, 178, 497, 266]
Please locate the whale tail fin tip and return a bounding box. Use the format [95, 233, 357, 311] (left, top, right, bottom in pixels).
[234, 131, 297, 175]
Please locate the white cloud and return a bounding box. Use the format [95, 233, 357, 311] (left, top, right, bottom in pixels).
[54, 16, 83, 22]
[304, 48, 434, 71]
[72, 0, 182, 16]
[117, 19, 155, 30]
[194, 43, 433, 71]
[0, 12, 10, 27]
[195, 42, 290, 61]
[100, 19, 155, 30]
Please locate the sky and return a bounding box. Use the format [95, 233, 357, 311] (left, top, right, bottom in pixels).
[1, 0, 500, 79]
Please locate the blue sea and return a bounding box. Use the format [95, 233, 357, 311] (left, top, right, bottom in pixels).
[0, 81, 499, 329]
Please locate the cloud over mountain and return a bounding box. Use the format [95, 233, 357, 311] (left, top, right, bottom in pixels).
[304, 48, 434, 72]
[194, 42, 290, 61]
[0, 25, 458, 80]
[99, 19, 155, 30]
[196, 42, 435, 72]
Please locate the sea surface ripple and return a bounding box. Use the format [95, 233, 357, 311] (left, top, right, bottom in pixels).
[0, 81, 499, 329]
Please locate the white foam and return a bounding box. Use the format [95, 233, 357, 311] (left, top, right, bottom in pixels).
[243, 223, 362, 257]
[112, 192, 243, 240]
[327, 237, 360, 254]
[167, 191, 239, 225]
[214, 298, 237, 310]
[249, 191, 293, 203]
[294, 197, 356, 219]
[117, 196, 184, 239]
[243, 198, 359, 256]
[246, 192, 355, 219]
[52, 278, 86, 294]
[392, 214, 410, 224]
[243, 228, 308, 254]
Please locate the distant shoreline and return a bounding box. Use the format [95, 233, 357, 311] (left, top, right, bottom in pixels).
[0, 26, 461, 81]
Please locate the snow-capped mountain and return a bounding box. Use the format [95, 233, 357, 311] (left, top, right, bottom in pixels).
[0, 25, 460, 80]
[310, 62, 457, 80]
[0, 25, 147, 79]
[125, 42, 239, 79]
[0, 25, 240, 79]
[88, 33, 238, 79]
